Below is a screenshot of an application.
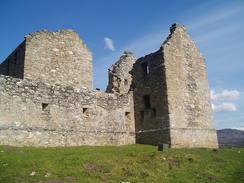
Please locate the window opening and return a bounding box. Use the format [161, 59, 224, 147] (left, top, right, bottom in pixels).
[125, 112, 131, 120]
[42, 103, 49, 111]
[143, 95, 151, 109]
[142, 62, 149, 75]
[83, 108, 88, 113]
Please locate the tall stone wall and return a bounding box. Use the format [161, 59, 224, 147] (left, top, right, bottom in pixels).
[131, 50, 170, 145]
[131, 24, 218, 148]
[0, 30, 93, 89]
[0, 75, 135, 146]
[24, 30, 93, 89]
[162, 24, 218, 148]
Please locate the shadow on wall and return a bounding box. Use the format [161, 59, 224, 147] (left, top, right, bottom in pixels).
[0, 41, 26, 79]
[129, 48, 171, 146]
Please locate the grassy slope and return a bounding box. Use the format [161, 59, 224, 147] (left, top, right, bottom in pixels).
[0, 145, 243, 183]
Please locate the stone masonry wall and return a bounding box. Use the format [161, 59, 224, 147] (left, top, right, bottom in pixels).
[162, 24, 218, 148]
[0, 24, 218, 148]
[106, 51, 136, 94]
[130, 24, 218, 148]
[0, 75, 135, 146]
[24, 30, 93, 89]
[131, 50, 170, 145]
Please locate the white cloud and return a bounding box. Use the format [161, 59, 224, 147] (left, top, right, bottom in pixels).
[212, 102, 237, 112]
[104, 37, 115, 51]
[231, 127, 244, 131]
[211, 90, 240, 101]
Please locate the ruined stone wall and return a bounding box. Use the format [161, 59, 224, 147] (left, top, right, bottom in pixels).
[0, 41, 25, 78]
[106, 51, 136, 94]
[0, 75, 135, 147]
[131, 50, 170, 145]
[24, 30, 93, 89]
[131, 24, 218, 148]
[162, 24, 218, 148]
[0, 30, 93, 89]
[0, 24, 218, 148]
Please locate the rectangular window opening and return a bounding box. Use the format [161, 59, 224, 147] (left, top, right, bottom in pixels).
[125, 112, 131, 120]
[143, 95, 151, 109]
[42, 103, 49, 111]
[83, 108, 88, 113]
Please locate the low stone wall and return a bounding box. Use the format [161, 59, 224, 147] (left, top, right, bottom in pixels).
[0, 75, 135, 146]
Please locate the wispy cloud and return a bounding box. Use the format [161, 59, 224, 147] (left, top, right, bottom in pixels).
[104, 37, 115, 51]
[211, 90, 240, 101]
[211, 89, 240, 112]
[193, 22, 243, 45]
[187, 4, 244, 31]
[212, 103, 237, 112]
[231, 126, 244, 131]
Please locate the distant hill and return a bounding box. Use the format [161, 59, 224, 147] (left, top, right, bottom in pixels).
[217, 129, 244, 148]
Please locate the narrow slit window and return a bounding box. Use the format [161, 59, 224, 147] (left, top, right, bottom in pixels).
[142, 62, 149, 75]
[143, 95, 151, 109]
[146, 64, 149, 74]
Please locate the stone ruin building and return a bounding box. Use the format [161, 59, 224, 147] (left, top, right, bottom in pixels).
[0, 24, 218, 148]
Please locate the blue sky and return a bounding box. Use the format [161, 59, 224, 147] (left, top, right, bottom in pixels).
[0, 0, 243, 129]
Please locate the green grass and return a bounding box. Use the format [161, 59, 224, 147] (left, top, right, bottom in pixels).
[0, 145, 243, 183]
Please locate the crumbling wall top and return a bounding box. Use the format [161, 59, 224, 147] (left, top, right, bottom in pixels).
[106, 51, 136, 93]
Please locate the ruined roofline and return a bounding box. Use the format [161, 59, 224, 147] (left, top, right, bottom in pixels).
[135, 23, 204, 63]
[0, 28, 93, 89]
[161, 23, 206, 61]
[1, 29, 93, 63]
[161, 23, 186, 46]
[24, 29, 92, 54]
[108, 51, 136, 72]
[25, 29, 78, 38]
[133, 24, 185, 63]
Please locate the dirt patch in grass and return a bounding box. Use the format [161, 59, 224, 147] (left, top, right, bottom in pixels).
[83, 163, 103, 172]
